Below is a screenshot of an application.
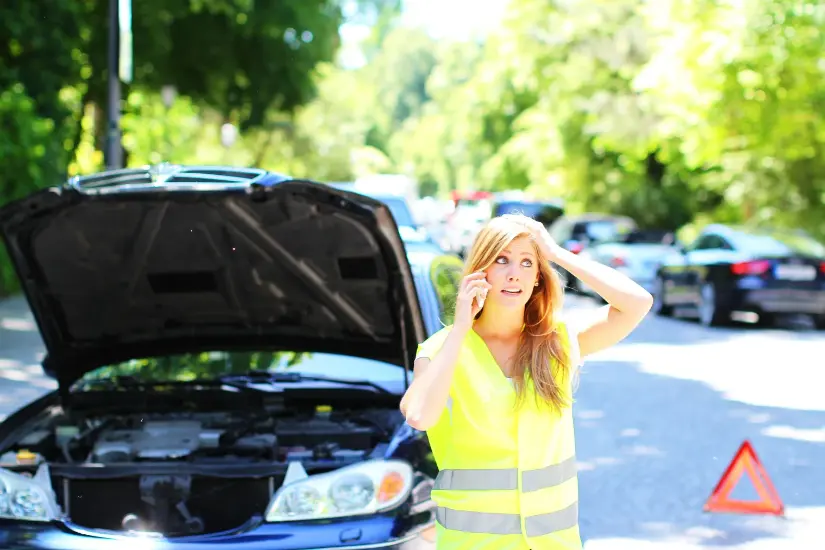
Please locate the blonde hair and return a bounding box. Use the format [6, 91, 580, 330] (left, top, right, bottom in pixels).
[462, 214, 572, 412]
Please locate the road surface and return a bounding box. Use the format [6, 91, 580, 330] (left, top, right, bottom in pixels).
[0, 293, 823, 548]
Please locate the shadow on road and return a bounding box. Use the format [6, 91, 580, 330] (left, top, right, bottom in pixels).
[574, 358, 825, 547]
[0, 296, 55, 419]
[567, 294, 824, 348]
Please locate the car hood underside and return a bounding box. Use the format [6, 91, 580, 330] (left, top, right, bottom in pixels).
[0, 177, 424, 388]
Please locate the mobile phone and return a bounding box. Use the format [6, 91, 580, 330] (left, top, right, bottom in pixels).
[474, 287, 488, 309]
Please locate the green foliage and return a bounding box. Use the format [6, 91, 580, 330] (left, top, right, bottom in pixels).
[0, 0, 396, 296]
[4, 0, 825, 299]
[288, 0, 825, 239]
[81, 0, 343, 131]
[0, 84, 74, 294]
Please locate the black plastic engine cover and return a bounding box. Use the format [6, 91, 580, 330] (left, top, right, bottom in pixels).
[275, 418, 373, 450]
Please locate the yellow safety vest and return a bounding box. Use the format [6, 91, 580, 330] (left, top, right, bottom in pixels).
[416, 323, 582, 550]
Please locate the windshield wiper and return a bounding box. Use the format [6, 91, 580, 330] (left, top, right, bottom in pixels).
[75, 376, 261, 393]
[76, 372, 392, 395]
[218, 371, 392, 395]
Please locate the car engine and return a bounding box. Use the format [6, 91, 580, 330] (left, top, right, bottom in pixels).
[2, 406, 404, 536]
[90, 420, 211, 462]
[81, 410, 381, 465]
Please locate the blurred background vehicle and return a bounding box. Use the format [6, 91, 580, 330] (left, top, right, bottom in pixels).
[330, 180, 443, 254]
[490, 192, 565, 226]
[577, 229, 683, 297]
[652, 224, 825, 328]
[548, 213, 637, 291]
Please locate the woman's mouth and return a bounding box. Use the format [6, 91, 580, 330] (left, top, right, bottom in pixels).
[501, 288, 522, 296]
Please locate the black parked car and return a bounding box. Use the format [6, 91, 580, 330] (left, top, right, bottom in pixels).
[0, 165, 461, 548]
[652, 224, 825, 328]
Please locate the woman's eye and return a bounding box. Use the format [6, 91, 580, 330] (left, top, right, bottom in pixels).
[521, 259, 533, 267]
[495, 256, 507, 264]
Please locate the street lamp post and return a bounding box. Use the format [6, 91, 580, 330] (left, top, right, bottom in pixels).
[220, 123, 238, 163]
[161, 85, 177, 161]
[105, 0, 122, 169]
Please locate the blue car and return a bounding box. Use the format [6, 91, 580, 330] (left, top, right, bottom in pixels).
[0, 165, 466, 549]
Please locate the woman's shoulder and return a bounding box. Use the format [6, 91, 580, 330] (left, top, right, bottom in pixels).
[555, 316, 584, 368]
[415, 325, 456, 360]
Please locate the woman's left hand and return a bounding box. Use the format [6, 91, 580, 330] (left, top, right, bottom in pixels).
[522, 218, 562, 260]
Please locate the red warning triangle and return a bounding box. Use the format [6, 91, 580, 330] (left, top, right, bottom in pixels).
[704, 440, 784, 515]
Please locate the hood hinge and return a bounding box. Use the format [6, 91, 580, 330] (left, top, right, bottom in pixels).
[58, 382, 72, 409]
[393, 275, 412, 390]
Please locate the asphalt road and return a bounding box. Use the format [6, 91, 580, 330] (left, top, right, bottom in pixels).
[1, 293, 823, 548]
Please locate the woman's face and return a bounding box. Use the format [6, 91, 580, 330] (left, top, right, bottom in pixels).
[483, 235, 540, 310]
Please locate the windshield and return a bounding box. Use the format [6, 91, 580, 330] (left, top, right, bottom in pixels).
[599, 229, 676, 245]
[74, 351, 403, 388]
[493, 202, 564, 226]
[728, 228, 825, 257]
[575, 220, 635, 242]
[377, 197, 416, 227]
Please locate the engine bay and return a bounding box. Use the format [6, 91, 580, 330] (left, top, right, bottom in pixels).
[8, 406, 398, 467]
[0, 404, 406, 535]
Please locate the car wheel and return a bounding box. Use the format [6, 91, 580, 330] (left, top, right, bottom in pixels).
[698, 282, 729, 327]
[652, 277, 673, 317]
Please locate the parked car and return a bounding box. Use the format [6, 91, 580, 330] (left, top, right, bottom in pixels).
[328, 183, 437, 251]
[490, 196, 565, 227]
[547, 214, 638, 291]
[577, 229, 682, 296]
[652, 224, 825, 327]
[0, 164, 461, 548]
[449, 194, 565, 259]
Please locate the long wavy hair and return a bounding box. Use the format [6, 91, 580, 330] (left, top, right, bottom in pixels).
[462, 214, 572, 412]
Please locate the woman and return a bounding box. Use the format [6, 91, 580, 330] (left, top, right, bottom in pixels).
[400, 214, 653, 550]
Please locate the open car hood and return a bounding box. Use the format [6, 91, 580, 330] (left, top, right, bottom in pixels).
[0, 166, 425, 389]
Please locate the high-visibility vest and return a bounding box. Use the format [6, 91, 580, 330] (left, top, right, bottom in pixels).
[416, 323, 582, 550]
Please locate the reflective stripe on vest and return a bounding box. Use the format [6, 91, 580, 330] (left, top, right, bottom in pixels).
[433, 457, 578, 536]
[435, 502, 579, 537]
[434, 455, 578, 492]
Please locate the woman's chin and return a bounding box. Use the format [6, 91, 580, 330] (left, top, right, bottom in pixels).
[487, 294, 528, 309]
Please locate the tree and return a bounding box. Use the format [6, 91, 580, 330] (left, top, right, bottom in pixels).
[0, 0, 399, 296]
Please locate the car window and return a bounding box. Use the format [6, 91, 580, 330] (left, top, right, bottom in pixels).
[693, 235, 720, 250]
[573, 220, 635, 242]
[377, 197, 416, 227]
[585, 221, 621, 241]
[548, 219, 571, 242]
[74, 350, 404, 386]
[694, 235, 733, 251]
[728, 229, 825, 257]
[493, 201, 564, 226]
[598, 230, 676, 245]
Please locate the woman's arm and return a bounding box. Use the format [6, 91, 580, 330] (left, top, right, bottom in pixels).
[526, 221, 653, 358]
[400, 326, 469, 431]
[400, 271, 491, 431]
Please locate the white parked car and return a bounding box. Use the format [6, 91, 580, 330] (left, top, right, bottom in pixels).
[577, 230, 684, 297]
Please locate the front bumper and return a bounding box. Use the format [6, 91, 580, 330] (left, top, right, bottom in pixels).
[0, 516, 435, 550]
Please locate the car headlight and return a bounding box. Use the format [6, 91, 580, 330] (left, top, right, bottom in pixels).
[265, 459, 413, 522]
[0, 464, 61, 521]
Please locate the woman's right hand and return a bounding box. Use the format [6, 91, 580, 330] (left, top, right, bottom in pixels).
[454, 271, 492, 332]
